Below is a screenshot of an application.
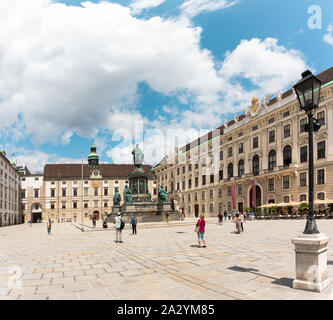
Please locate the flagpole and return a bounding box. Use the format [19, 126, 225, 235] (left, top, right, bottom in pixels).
[81, 152, 84, 232]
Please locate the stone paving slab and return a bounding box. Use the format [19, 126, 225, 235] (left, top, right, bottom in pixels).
[1, 219, 333, 300]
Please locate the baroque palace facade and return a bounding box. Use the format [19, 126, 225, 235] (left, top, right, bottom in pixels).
[0, 149, 22, 227]
[153, 67, 333, 218]
[21, 145, 157, 223]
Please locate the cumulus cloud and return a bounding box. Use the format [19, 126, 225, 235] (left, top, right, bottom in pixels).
[180, 0, 238, 18]
[61, 130, 74, 145]
[130, 0, 166, 15]
[0, 0, 222, 144]
[323, 23, 333, 46]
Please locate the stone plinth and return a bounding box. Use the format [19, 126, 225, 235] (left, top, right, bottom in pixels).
[291, 233, 330, 292]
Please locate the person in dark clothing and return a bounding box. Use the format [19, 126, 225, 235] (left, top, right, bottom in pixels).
[130, 214, 137, 235]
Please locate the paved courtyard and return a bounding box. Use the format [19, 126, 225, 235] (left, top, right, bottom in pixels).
[1, 218, 333, 300]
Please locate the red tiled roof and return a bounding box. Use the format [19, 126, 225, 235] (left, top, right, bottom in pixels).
[44, 164, 155, 180]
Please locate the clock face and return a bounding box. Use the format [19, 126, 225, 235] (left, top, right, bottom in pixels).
[93, 170, 99, 176]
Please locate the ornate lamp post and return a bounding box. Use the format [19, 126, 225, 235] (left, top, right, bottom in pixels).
[293, 70, 321, 234]
[291, 70, 330, 292]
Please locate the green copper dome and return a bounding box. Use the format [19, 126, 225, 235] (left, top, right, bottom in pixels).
[88, 144, 99, 169]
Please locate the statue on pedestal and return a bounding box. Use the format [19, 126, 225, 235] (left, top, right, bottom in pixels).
[158, 185, 169, 203]
[113, 189, 121, 206]
[123, 184, 133, 203]
[132, 144, 144, 168]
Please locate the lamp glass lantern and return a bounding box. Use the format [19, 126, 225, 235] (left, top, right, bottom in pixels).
[293, 70, 321, 113]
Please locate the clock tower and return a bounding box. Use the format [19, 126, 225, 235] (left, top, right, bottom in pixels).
[88, 144, 101, 178]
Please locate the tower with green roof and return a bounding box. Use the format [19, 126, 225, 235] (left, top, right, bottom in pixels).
[88, 144, 99, 169]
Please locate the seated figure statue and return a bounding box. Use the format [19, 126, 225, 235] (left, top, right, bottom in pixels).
[158, 185, 169, 203]
[123, 184, 133, 203]
[113, 190, 121, 206]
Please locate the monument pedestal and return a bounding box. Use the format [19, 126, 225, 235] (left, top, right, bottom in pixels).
[291, 233, 330, 292]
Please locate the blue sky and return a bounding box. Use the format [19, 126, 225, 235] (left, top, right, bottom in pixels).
[0, 0, 333, 172]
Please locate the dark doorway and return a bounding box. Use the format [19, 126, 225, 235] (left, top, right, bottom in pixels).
[194, 204, 199, 217]
[32, 212, 42, 223]
[249, 185, 262, 209]
[238, 202, 243, 212]
[93, 211, 100, 220]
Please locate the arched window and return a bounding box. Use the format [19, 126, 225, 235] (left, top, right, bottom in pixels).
[317, 192, 325, 200]
[238, 159, 244, 177]
[210, 203, 214, 213]
[227, 163, 233, 178]
[268, 150, 276, 171]
[283, 145, 292, 167]
[227, 201, 232, 212]
[300, 194, 306, 202]
[252, 155, 259, 175]
[283, 196, 290, 203]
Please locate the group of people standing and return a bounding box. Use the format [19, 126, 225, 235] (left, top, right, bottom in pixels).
[218, 210, 249, 233]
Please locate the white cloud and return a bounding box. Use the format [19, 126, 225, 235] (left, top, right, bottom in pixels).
[130, 0, 166, 15]
[61, 130, 74, 145]
[0, 0, 222, 145]
[323, 23, 333, 46]
[11, 147, 83, 173]
[180, 0, 237, 18]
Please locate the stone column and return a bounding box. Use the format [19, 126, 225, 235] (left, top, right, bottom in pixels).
[291, 233, 330, 292]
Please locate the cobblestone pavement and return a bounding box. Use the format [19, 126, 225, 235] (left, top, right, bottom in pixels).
[1, 218, 333, 300]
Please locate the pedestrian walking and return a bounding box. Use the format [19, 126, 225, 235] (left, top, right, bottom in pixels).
[130, 214, 137, 235]
[102, 219, 108, 229]
[115, 212, 124, 243]
[218, 212, 223, 224]
[235, 213, 242, 234]
[47, 219, 52, 235]
[92, 217, 96, 228]
[240, 213, 244, 232]
[231, 211, 235, 221]
[165, 211, 169, 223]
[195, 214, 207, 248]
[223, 210, 228, 221]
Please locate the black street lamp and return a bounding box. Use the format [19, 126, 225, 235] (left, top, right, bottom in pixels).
[293, 70, 321, 234]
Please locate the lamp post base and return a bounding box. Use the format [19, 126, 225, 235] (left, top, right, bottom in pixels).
[291, 233, 330, 292]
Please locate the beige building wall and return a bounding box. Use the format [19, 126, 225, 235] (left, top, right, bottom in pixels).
[153, 79, 333, 218]
[0, 153, 21, 227]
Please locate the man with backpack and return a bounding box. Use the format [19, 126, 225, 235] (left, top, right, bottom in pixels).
[115, 212, 124, 243]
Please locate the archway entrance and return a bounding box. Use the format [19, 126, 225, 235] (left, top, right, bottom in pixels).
[31, 203, 42, 223]
[249, 185, 262, 209]
[93, 211, 100, 220]
[194, 204, 199, 217]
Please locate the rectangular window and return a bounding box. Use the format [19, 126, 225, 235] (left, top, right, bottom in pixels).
[202, 191, 205, 200]
[269, 130, 275, 143]
[283, 111, 290, 118]
[84, 202, 88, 208]
[238, 131, 243, 137]
[268, 118, 275, 124]
[317, 141, 325, 159]
[182, 181, 185, 190]
[21, 190, 26, 199]
[62, 202, 66, 209]
[104, 202, 108, 208]
[283, 176, 290, 189]
[228, 147, 232, 157]
[218, 188, 222, 198]
[209, 189, 214, 199]
[300, 146, 307, 163]
[300, 172, 307, 187]
[300, 118, 307, 133]
[219, 150, 223, 160]
[188, 193, 191, 201]
[34, 189, 39, 198]
[73, 202, 77, 209]
[253, 136, 259, 149]
[317, 111, 325, 126]
[182, 166, 185, 174]
[238, 142, 244, 154]
[104, 188, 108, 196]
[317, 169, 325, 185]
[219, 170, 223, 181]
[50, 203, 55, 210]
[188, 164, 192, 171]
[227, 186, 231, 197]
[227, 137, 232, 141]
[252, 125, 258, 131]
[283, 124, 290, 138]
[62, 189, 66, 197]
[73, 188, 78, 197]
[202, 175, 206, 186]
[237, 184, 242, 196]
[194, 177, 198, 188]
[268, 178, 274, 191]
[84, 188, 89, 196]
[210, 174, 214, 184]
[188, 179, 192, 189]
[177, 168, 180, 175]
[94, 188, 98, 196]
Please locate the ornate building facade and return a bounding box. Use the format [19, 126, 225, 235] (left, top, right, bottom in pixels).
[153, 67, 333, 217]
[0, 150, 22, 227]
[21, 145, 157, 223]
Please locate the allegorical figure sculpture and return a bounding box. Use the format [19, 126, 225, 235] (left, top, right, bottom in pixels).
[113, 189, 121, 206]
[158, 185, 169, 203]
[132, 144, 144, 168]
[123, 184, 133, 203]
